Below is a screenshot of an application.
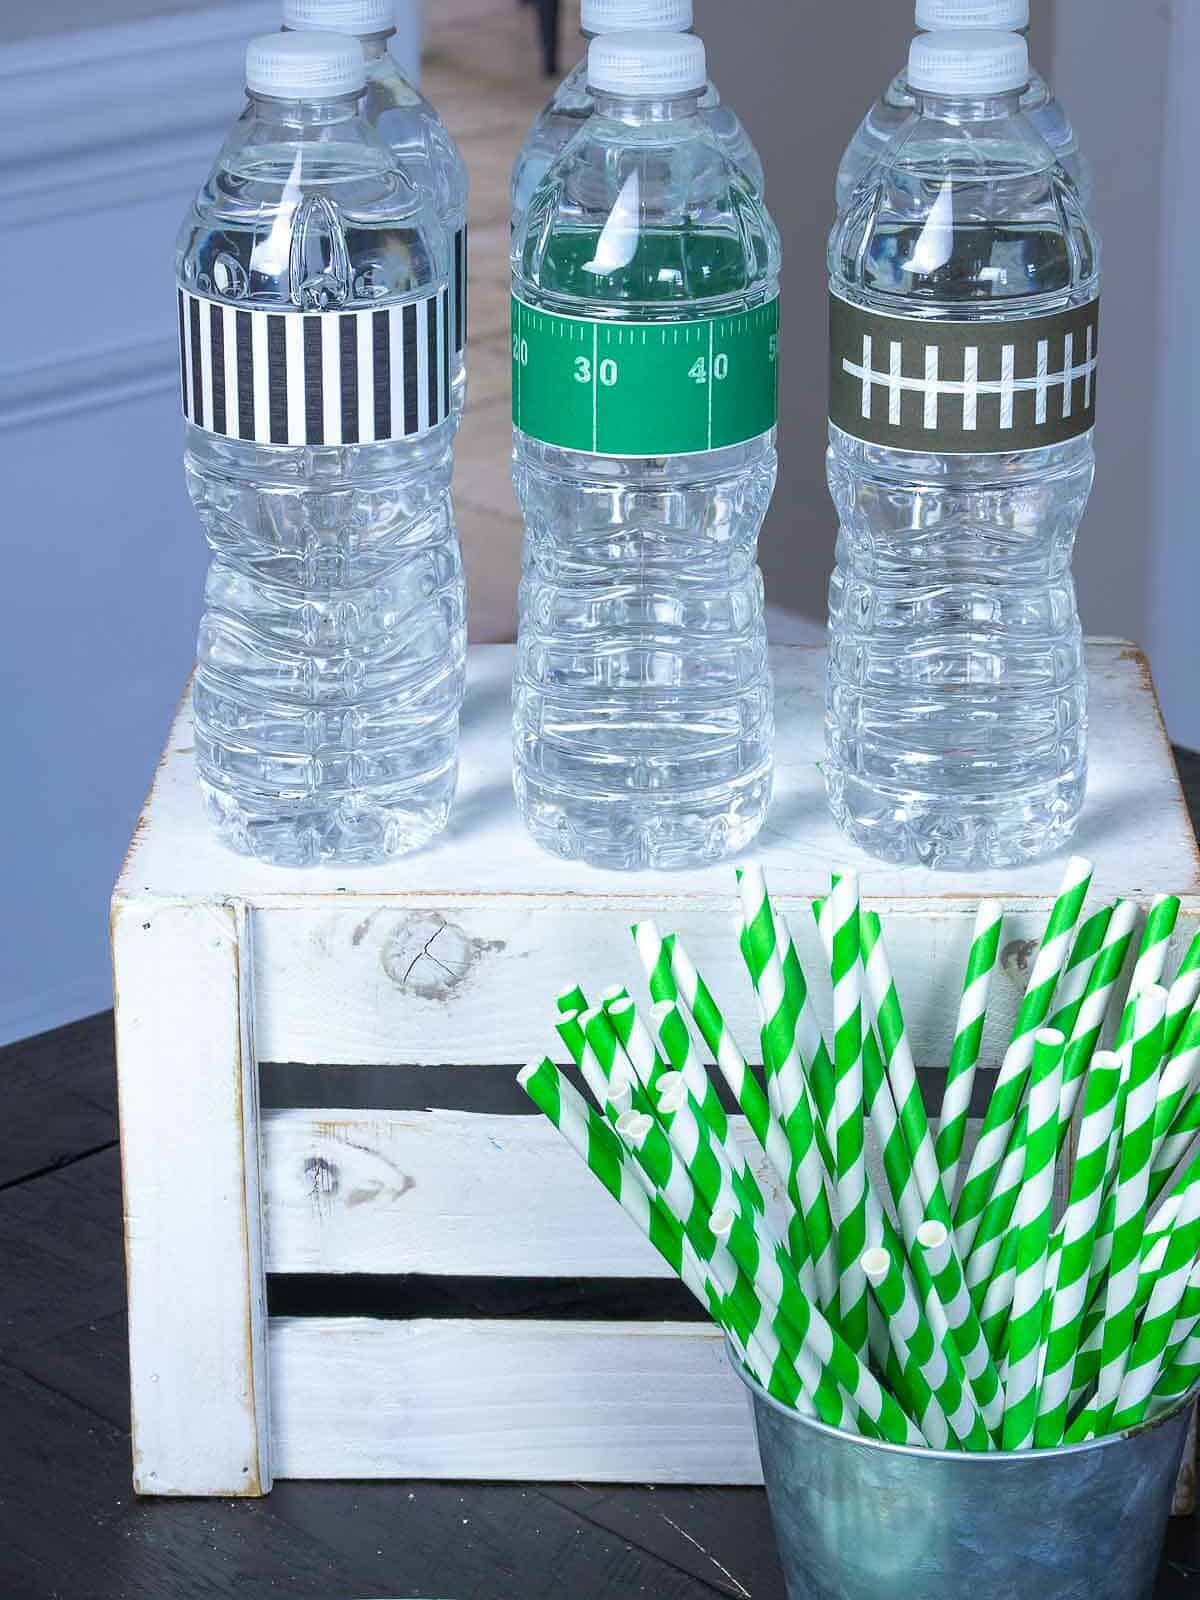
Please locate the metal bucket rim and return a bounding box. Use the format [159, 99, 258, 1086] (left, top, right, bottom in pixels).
[728, 1338, 1200, 1465]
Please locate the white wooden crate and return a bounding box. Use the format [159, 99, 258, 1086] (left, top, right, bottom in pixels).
[111, 641, 1200, 1496]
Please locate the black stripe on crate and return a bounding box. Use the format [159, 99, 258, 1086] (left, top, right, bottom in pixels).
[209, 302, 226, 436]
[258, 1060, 741, 1116]
[303, 316, 323, 445]
[258, 1063, 995, 1116]
[267, 314, 288, 444]
[267, 1274, 705, 1323]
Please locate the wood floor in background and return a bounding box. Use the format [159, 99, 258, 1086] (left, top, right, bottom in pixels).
[0, 745, 1198, 1596]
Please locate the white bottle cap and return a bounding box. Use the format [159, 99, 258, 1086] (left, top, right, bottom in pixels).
[245, 31, 367, 97]
[587, 30, 706, 96]
[908, 29, 1029, 95]
[581, 0, 692, 34]
[915, 0, 1029, 29]
[282, 0, 393, 35]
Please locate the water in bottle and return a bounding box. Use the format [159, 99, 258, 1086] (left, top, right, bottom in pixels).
[177, 33, 465, 864]
[512, 31, 780, 869]
[836, 0, 1090, 211]
[283, 0, 469, 409]
[825, 30, 1099, 868]
[510, 0, 763, 229]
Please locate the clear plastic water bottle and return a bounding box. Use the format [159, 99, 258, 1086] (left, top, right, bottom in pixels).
[512, 32, 780, 869]
[510, 0, 763, 230]
[177, 33, 465, 864]
[825, 31, 1099, 869]
[836, 0, 1090, 212]
[283, 0, 469, 410]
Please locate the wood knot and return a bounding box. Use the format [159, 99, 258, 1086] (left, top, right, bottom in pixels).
[379, 912, 502, 1000]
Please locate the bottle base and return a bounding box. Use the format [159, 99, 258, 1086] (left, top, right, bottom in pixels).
[824, 766, 1086, 872]
[514, 767, 773, 871]
[198, 775, 456, 867]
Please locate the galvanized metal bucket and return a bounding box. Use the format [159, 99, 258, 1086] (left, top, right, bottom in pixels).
[736, 1357, 1197, 1600]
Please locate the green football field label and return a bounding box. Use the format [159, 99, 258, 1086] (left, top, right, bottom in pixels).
[511, 294, 779, 457]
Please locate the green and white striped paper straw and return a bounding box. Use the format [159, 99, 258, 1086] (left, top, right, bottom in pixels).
[964, 901, 1127, 1305]
[954, 856, 1093, 1260]
[937, 901, 1004, 1206]
[809, 896, 982, 1406]
[914, 1221, 1004, 1437]
[1000, 1030, 1063, 1450]
[1148, 1017, 1200, 1182]
[1067, 1145, 1200, 1415]
[771, 906, 838, 1136]
[632, 923, 793, 1196]
[1144, 1144, 1200, 1278]
[556, 983, 588, 1017]
[737, 868, 840, 1314]
[810, 898, 926, 1255]
[619, 1106, 922, 1444]
[861, 1247, 991, 1451]
[637, 934, 822, 1287]
[1068, 985, 1167, 1441]
[579, 1004, 650, 1113]
[1034, 1052, 1123, 1447]
[1056, 898, 1140, 1125]
[1149, 1325, 1200, 1419]
[1162, 969, 1200, 1068]
[611, 1104, 840, 1418]
[617, 1107, 814, 1412]
[603, 995, 670, 1097]
[1148, 994, 1200, 1191]
[651, 998, 730, 1148]
[556, 999, 639, 1118]
[514, 1054, 811, 1398]
[1043, 904, 1114, 1043]
[823, 870, 870, 1358]
[1166, 925, 1200, 1018]
[654, 1070, 779, 1268]
[860, 909, 954, 1227]
[1109, 1175, 1200, 1431]
[1112, 896, 1180, 1053]
[1094, 895, 1180, 1194]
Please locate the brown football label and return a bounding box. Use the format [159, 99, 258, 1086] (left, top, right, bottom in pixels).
[829, 291, 1099, 454]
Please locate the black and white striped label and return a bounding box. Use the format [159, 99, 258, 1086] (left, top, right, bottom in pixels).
[177, 284, 451, 446]
[454, 225, 467, 357]
[829, 291, 1099, 455]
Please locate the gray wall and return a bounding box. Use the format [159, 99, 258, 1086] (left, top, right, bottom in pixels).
[1147, 0, 1200, 751]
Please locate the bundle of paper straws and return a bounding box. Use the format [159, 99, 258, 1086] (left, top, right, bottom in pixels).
[518, 856, 1200, 1451]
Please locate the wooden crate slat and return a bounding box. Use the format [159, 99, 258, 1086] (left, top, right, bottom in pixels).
[250, 905, 1200, 1069]
[268, 1316, 762, 1483]
[263, 1108, 786, 1277]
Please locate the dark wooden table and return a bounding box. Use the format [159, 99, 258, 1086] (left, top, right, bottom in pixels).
[4, 752, 1200, 1599]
